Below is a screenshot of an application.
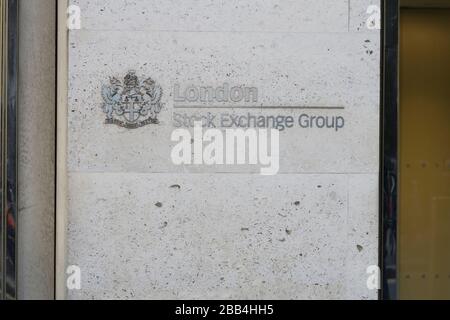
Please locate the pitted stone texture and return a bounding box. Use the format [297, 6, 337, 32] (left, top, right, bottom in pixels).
[70, 0, 349, 33]
[66, 0, 381, 300]
[66, 173, 376, 300]
[68, 30, 379, 174]
[345, 174, 379, 299]
[350, 0, 382, 32]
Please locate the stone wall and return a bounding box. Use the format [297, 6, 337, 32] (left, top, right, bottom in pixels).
[66, 0, 380, 299]
[18, 0, 56, 300]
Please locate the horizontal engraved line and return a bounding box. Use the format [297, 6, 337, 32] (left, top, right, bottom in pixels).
[173, 105, 345, 110]
[67, 171, 378, 175]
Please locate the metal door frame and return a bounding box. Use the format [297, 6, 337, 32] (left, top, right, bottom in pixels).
[380, 0, 399, 301]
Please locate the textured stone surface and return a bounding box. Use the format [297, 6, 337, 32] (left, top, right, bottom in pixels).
[18, 0, 56, 300]
[71, 0, 349, 32]
[68, 173, 360, 299]
[66, 0, 380, 300]
[345, 174, 379, 299]
[350, 0, 382, 32]
[68, 30, 380, 174]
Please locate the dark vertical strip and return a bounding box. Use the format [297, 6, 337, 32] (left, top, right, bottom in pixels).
[0, 1, 3, 299]
[4, 0, 17, 300]
[381, 0, 398, 301]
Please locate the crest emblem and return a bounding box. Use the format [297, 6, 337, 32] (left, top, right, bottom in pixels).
[101, 71, 164, 129]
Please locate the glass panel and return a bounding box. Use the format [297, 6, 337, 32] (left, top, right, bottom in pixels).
[399, 8, 450, 300]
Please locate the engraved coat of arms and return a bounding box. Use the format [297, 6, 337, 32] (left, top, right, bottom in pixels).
[101, 71, 163, 128]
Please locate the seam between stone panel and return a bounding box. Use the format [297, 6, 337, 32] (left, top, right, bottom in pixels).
[70, 29, 355, 34]
[66, 171, 380, 175]
[69, 29, 380, 36]
[345, 173, 350, 297]
[348, 0, 351, 32]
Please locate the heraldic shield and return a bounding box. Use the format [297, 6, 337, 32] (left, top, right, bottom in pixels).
[101, 70, 164, 129]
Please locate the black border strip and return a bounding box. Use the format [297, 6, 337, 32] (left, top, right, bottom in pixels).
[3, 0, 18, 300]
[0, 0, 4, 300]
[380, 0, 399, 301]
